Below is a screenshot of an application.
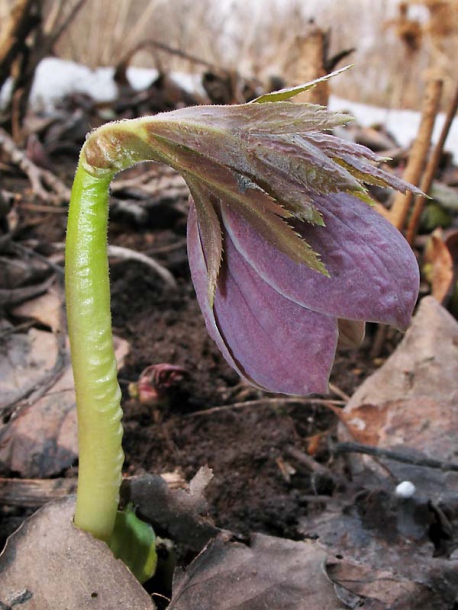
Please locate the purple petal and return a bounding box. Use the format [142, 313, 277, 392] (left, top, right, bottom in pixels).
[187, 203, 243, 378]
[221, 193, 419, 329]
[188, 202, 338, 395]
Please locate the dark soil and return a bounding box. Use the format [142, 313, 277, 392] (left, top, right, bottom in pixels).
[7, 171, 397, 542]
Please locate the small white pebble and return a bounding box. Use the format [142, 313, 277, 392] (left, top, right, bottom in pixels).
[395, 481, 416, 498]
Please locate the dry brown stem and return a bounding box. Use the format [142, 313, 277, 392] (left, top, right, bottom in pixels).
[388, 78, 443, 230]
[333, 440, 458, 473]
[292, 22, 329, 106]
[406, 80, 458, 244]
[0, 477, 76, 507]
[0, 0, 36, 91]
[0, 0, 87, 140]
[186, 396, 345, 419]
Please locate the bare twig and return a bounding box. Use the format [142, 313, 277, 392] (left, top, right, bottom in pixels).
[111, 166, 188, 199]
[115, 38, 218, 78]
[9, 241, 65, 276]
[0, 477, 76, 507]
[285, 445, 334, 477]
[15, 202, 68, 213]
[44, 0, 87, 48]
[333, 441, 458, 473]
[51, 243, 177, 288]
[0, 127, 71, 203]
[1, 0, 86, 138]
[148, 238, 187, 255]
[328, 382, 350, 402]
[186, 396, 345, 418]
[108, 245, 177, 288]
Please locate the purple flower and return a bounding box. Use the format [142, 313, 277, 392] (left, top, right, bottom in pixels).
[149, 104, 418, 395]
[187, 190, 418, 395]
[83, 85, 420, 395]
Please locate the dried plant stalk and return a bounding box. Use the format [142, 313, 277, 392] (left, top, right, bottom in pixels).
[292, 22, 328, 106]
[407, 80, 458, 244]
[389, 78, 443, 230]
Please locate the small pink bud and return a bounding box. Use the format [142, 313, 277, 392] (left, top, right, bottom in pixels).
[130, 364, 188, 407]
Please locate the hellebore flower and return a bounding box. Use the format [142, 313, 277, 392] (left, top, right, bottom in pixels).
[188, 190, 417, 395]
[80, 78, 420, 396]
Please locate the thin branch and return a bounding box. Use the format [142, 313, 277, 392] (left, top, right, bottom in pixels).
[285, 445, 334, 477]
[0, 272, 55, 307]
[107, 245, 177, 289]
[328, 382, 350, 402]
[52, 243, 177, 288]
[0, 477, 77, 507]
[0, 127, 71, 203]
[186, 396, 345, 418]
[333, 441, 458, 473]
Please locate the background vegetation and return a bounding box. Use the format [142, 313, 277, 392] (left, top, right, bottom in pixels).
[1, 0, 458, 109]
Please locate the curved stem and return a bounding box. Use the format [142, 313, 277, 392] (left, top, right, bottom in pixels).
[66, 163, 123, 543]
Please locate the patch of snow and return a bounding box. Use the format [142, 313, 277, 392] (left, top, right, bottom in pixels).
[32, 58, 120, 111]
[2, 58, 458, 161]
[329, 95, 458, 161]
[1, 58, 201, 113]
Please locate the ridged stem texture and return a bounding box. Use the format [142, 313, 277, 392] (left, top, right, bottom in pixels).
[65, 164, 123, 543]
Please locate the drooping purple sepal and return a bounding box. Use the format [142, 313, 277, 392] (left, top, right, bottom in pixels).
[188, 201, 339, 395]
[220, 192, 419, 330]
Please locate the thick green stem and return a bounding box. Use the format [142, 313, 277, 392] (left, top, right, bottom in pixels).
[65, 120, 167, 544]
[66, 163, 123, 543]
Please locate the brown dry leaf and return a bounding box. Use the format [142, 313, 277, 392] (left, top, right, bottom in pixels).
[0, 325, 58, 414]
[339, 396, 457, 467]
[423, 228, 456, 303]
[169, 533, 345, 610]
[306, 432, 324, 456]
[339, 295, 458, 493]
[344, 296, 458, 406]
[0, 335, 129, 478]
[0, 496, 156, 609]
[299, 487, 458, 607]
[0, 256, 50, 290]
[340, 296, 458, 444]
[325, 556, 444, 609]
[12, 285, 63, 332]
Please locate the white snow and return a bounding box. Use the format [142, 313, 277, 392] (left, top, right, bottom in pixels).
[1, 58, 203, 112]
[2, 57, 458, 160]
[329, 96, 458, 159]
